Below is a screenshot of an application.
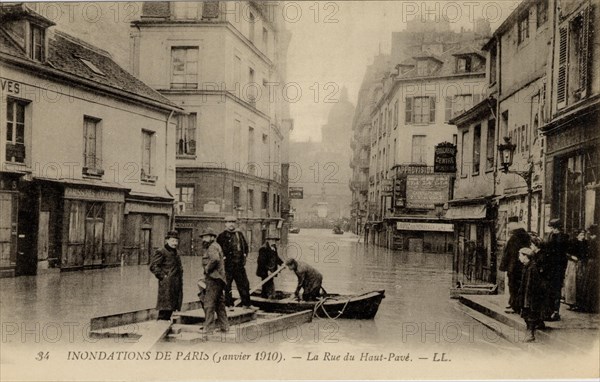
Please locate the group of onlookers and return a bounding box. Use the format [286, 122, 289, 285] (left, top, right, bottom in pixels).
[501, 219, 599, 342]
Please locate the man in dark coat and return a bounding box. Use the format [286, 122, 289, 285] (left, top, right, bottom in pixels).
[285, 258, 323, 301]
[149, 231, 183, 321]
[517, 247, 546, 342]
[256, 236, 284, 298]
[217, 216, 251, 308]
[544, 218, 570, 321]
[200, 227, 229, 333]
[499, 222, 531, 314]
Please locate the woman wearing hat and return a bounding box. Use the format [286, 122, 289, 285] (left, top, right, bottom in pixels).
[149, 231, 184, 321]
[517, 247, 546, 342]
[582, 224, 599, 313]
[545, 218, 570, 321]
[256, 235, 284, 299]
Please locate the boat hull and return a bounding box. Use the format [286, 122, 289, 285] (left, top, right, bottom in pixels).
[250, 290, 385, 319]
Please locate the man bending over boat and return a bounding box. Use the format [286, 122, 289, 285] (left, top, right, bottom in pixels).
[285, 258, 323, 301]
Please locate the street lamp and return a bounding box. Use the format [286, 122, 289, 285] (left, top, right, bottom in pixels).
[497, 136, 534, 231]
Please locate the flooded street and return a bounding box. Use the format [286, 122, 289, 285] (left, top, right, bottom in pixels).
[156, 229, 518, 357]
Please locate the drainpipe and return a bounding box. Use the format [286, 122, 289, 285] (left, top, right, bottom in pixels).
[166, 110, 175, 230]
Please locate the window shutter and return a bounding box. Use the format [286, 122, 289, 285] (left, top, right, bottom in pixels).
[188, 113, 197, 155]
[151, 133, 157, 177]
[579, 6, 592, 98]
[557, 25, 569, 109]
[405, 97, 413, 124]
[96, 123, 103, 170]
[429, 96, 436, 123]
[445, 96, 452, 122]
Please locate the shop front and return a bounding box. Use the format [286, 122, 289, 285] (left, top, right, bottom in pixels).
[388, 219, 454, 253]
[446, 200, 497, 291]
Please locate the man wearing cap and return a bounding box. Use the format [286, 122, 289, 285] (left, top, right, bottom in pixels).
[149, 231, 183, 321]
[544, 218, 570, 321]
[257, 236, 284, 299]
[217, 216, 251, 308]
[200, 228, 229, 333]
[285, 258, 323, 301]
[499, 221, 531, 314]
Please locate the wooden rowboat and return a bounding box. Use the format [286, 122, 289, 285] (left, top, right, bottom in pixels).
[250, 290, 385, 319]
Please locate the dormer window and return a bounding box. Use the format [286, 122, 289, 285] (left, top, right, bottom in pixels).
[417, 60, 428, 76]
[29, 24, 44, 61]
[457, 57, 472, 73]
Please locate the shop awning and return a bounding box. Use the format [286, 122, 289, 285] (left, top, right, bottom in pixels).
[445, 204, 487, 220]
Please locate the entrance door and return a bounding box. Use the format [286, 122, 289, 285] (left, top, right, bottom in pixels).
[408, 238, 423, 252]
[178, 228, 194, 256]
[0, 192, 17, 272]
[140, 229, 152, 265]
[37, 211, 50, 263]
[84, 203, 104, 267]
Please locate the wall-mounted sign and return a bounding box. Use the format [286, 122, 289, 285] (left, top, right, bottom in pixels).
[396, 221, 454, 232]
[380, 180, 393, 195]
[434, 142, 457, 173]
[406, 175, 450, 209]
[289, 187, 304, 199]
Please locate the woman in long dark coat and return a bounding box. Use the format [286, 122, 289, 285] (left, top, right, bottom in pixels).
[582, 225, 599, 313]
[518, 247, 546, 342]
[499, 225, 531, 314]
[149, 231, 184, 320]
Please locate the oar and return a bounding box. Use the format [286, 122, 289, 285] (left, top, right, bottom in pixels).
[233, 265, 287, 307]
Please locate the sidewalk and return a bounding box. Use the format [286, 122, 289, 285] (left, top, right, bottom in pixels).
[457, 293, 600, 352]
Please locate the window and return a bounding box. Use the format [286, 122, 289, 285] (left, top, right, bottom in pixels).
[406, 96, 436, 124]
[248, 126, 256, 174]
[141, 130, 156, 181]
[233, 186, 241, 209]
[233, 56, 241, 88]
[558, 8, 592, 108]
[457, 57, 472, 73]
[272, 193, 277, 212]
[176, 185, 194, 213]
[461, 131, 469, 176]
[5, 98, 28, 163]
[83, 117, 102, 173]
[486, 119, 496, 170]
[393, 99, 399, 128]
[501, 110, 509, 138]
[173, 2, 200, 19]
[417, 60, 428, 76]
[489, 44, 497, 84]
[411, 135, 427, 164]
[262, 27, 268, 54]
[30, 24, 44, 61]
[248, 67, 256, 104]
[262, 191, 268, 210]
[79, 58, 105, 76]
[248, 189, 255, 211]
[537, 0, 548, 28]
[249, 12, 255, 42]
[176, 113, 197, 156]
[171, 47, 199, 89]
[452, 94, 473, 117]
[518, 13, 530, 44]
[472, 124, 481, 174]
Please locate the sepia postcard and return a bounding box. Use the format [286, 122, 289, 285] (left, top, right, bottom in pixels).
[0, 0, 599, 381]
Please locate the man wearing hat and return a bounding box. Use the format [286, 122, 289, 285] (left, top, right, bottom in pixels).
[217, 216, 251, 308]
[544, 218, 570, 320]
[149, 231, 183, 321]
[199, 227, 229, 333]
[499, 220, 530, 314]
[256, 235, 284, 299]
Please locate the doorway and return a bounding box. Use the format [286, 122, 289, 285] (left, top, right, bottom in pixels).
[84, 203, 104, 267]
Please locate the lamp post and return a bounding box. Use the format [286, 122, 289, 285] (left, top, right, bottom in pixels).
[497, 136, 534, 231]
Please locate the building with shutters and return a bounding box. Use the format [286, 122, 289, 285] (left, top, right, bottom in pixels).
[0, 4, 180, 277]
[366, 20, 489, 251]
[541, 0, 599, 233]
[131, 1, 293, 255]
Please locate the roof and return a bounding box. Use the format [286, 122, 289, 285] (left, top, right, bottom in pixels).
[0, 5, 178, 110]
[451, 45, 485, 59]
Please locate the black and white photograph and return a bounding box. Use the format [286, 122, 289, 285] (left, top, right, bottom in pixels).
[0, 0, 598, 380]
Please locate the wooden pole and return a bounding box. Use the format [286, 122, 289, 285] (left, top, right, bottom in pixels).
[234, 265, 287, 307]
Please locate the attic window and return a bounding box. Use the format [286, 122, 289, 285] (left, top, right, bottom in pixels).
[416, 60, 429, 76]
[457, 57, 472, 73]
[29, 24, 44, 61]
[79, 58, 105, 76]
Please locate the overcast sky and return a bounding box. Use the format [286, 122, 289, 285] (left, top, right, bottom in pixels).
[41, 1, 521, 142]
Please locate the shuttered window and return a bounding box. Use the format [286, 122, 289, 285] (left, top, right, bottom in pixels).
[557, 26, 568, 109]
